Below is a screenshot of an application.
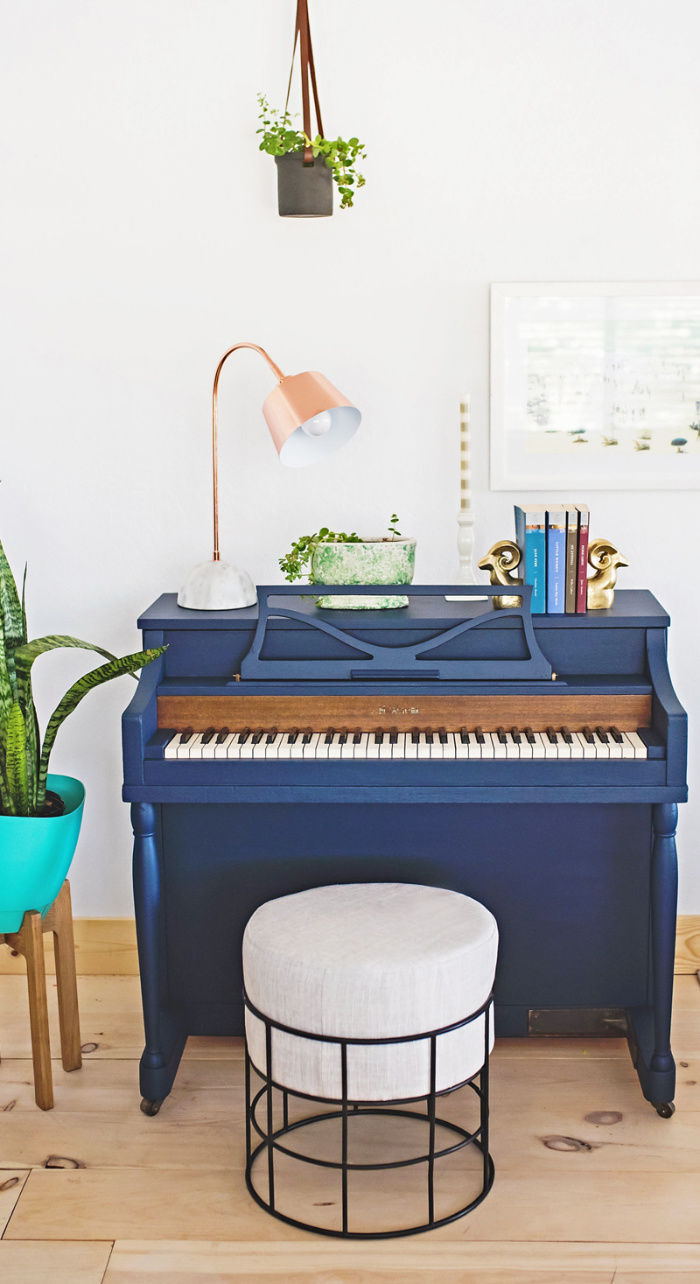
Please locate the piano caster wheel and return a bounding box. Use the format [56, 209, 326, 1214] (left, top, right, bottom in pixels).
[654, 1101, 675, 1119]
[140, 1097, 163, 1117]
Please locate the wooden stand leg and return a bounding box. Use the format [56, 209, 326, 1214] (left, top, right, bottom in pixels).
[51, 882, 82, 1072]
[23, 911, 54, 1111]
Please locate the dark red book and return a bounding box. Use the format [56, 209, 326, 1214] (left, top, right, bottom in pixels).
[576, 504, 589, 613]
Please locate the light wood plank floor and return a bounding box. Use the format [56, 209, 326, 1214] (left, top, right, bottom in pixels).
[1, 974, 699, 1282]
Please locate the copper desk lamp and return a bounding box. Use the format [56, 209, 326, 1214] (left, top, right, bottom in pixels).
[177, 343, 361, 610]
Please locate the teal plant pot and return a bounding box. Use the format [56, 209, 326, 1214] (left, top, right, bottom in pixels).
[311, 538, 417, 609]
[0, 775, 85, 933]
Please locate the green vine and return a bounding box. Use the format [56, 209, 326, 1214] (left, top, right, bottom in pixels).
[279, 516, 402, 583]
[257, 95, 366, 210]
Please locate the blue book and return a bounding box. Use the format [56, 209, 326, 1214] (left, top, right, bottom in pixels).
[514, 504, 547, 614]
[546, 507, 567, 614]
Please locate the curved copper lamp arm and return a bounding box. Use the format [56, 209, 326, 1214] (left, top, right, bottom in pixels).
[212, 343, 285, 562]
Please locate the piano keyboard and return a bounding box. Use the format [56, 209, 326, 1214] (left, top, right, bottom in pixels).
[161, 725, 649, 762]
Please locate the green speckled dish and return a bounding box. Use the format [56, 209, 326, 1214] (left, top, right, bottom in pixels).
[311, 539, 416, 608]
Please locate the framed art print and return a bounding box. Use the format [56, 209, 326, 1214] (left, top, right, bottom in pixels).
[490, 282, 700, 489]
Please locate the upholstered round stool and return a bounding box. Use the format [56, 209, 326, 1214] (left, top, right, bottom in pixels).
[242, 882, 498, 1238]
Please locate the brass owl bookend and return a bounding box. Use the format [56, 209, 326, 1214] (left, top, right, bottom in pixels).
[478, 540, 523, 609]
[587, 539, 629, 610]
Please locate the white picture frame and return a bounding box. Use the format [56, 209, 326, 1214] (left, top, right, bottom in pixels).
[490, 282, 700, 490]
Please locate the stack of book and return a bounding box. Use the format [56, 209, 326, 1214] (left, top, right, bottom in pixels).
[514, 504, 589, 615]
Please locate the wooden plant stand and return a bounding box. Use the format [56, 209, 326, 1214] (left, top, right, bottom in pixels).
[1, 880, 82, 1109]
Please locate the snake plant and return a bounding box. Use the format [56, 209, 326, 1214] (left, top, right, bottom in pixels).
[0, 535, 165, 817]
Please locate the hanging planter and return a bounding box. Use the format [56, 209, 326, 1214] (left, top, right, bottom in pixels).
[257, 0, 366, 217]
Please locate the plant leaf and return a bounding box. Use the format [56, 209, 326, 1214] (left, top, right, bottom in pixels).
[0, 537, 26, 698]
[6, 700, 28, 815]
[13, 636, 118, 712]
[37, 646, 166, 807]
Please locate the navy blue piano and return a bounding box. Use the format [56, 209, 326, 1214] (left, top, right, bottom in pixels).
[122, 585, 687, 1117]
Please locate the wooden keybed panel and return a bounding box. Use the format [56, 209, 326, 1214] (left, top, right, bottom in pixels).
[157, 693, 652, 734]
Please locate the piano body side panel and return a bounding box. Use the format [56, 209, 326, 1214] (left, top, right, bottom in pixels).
[646, 628, 688, 790]
[122, 639, 164, 787]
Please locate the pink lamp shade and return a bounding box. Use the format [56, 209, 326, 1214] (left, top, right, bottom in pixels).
[263, 371, 361, 467]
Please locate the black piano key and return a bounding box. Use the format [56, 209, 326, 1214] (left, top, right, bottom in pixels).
[374, 729, 384, 744]
[216, 727, 230, 744]
[265, 727, 278, 743]
[237, 728, 251, 744]
[610, 726, 624, 743]
[425, 728, 434, 745]
[324, 728, 335, 744]
[287, 728, 299, 744]
[497, 726, 508, 745]
[582, 726, 596, 744]
[561, 725, 573, 745]
[179, 728, 193, 744]
[353, 729, 362, 744]
[595, 725, 609, 744]
[302, 729, 314, 744]
[524, 726, 536, 744]
[389, 728, 399, 745]
[511, 727, 522, 744]
[251, 729, 265, 745]
[411, 727, 420, 744]
[438, 727, 448, 744]
[475, 726, 486, 744]
[338, 728, 348, 744]
[200, 727, 216, 745]
[460, 726, 470, 744]
[546, 726, 558, 744]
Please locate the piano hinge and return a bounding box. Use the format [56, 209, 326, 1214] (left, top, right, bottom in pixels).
[234, 673, 241, 682]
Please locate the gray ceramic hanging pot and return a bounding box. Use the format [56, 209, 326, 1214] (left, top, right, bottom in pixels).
[276, 150, 333, 218]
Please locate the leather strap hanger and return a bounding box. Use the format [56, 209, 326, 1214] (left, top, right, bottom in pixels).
[284, 0, 324, 164]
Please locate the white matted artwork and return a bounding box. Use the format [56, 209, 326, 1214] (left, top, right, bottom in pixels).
[490, 282, 700, 489]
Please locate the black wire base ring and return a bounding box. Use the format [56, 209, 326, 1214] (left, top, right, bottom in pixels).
[243, 990, 495, 1238]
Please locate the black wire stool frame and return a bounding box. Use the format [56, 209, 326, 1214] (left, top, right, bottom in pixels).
[243, 988, 495, 1239]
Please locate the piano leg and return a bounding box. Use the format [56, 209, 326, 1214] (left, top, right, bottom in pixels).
[131, 803, 187, 1113]
[627, 802, 678, 1116]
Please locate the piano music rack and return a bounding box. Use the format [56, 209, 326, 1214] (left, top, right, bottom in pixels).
[239, 584, 554, 683]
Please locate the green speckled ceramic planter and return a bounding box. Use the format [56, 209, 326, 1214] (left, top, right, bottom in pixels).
[311, 538, 416, 608]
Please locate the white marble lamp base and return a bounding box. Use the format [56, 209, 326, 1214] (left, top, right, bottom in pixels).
[177, 559, 257, 610]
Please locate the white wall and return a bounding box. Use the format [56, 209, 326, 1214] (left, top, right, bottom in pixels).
[2, 0, 699, 915]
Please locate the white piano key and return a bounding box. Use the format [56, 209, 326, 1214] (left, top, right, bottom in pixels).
[504, 733, 520, 760]
[367, 735, 382, 760]
[455, 733, 470, 760]
[201, 735, 218, 760]
[593, 733, 610, 760]
[623, 730, 647, 759]
[303, 732, 322, 760]
[429, 736, 445, 760]
[276, 734, 296, 760]
[479, 734, 495, 760]
[493, 734, 507, 760]
[176, 734, 195, 760]
[404, 735, 418, 760]
[555, 736, 572, 760]
[379, 735, 394, 760]
[391, 733, 407, 759]
[264, 733, 284, 759]
[575, 732, 597, 760]
[543, 734, 558, 761]
[252, 733, 270, 760]
[354, 733, 370, 760]
[288, 736, 307, 760]
[467, 736, 482, 760]
[529, 733, 546, 760]
[567, 733, 584, 760]
[417, 733, 432, 761]
[341, 735, 357, 760]
[214, 732, 236, 759]
[607, 736, 623, 760]
[239, 734, 258, 760]
[618, 733, 636, 760]
[328, 733, 346, 760]
[163, 733, 180, 760]
[225, 736, 245, 760]
[315, 734, 332, 761]
[441, 733, 456, 760]
[514, 733, 532, 760]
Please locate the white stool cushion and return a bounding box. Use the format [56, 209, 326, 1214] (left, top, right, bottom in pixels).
[243, 883, 498, 1102]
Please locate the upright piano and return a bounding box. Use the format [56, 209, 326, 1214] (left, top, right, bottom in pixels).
[122, 584, 688, 1116]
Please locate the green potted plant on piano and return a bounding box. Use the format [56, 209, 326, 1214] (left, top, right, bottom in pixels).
[0, 535, 165, 933]
[279, 514, 416, 608]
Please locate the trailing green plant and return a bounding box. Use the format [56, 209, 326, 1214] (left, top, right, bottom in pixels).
[257, 95, 366, 210]
[0, 536, 165, 817]
[279, 516, 403, 583]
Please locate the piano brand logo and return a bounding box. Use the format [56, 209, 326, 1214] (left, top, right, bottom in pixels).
[378, 706, 420, 716]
